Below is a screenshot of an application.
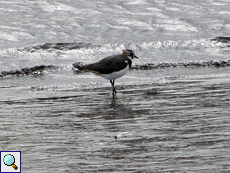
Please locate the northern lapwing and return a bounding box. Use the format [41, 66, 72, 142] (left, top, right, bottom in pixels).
[73, 49, 139, 96]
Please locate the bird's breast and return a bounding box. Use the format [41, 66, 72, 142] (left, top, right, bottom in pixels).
[99, 65, 130, 80]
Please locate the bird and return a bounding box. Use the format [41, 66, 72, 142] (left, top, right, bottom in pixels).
[73, 49, 139, 96]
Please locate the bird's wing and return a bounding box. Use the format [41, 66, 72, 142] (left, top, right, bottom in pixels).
[89, 55, 129, 74]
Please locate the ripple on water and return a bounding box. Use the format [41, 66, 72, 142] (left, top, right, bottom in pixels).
[1, 76, 230, 172]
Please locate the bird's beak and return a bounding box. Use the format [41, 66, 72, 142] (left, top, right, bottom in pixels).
[134, 55, 139, 59]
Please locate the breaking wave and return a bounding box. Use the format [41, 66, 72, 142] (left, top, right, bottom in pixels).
[1, 38, 230, 78]
[1, 59, 230, 78]
[19, 42, 100, 52]
[132, 59, 230, 70]
[0, 65, 57, 78]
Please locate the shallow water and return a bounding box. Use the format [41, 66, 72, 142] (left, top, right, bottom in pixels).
[1, 75, 230, 172]
[1, 0, 230, 172]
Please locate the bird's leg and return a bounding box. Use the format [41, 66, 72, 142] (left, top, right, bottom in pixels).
[110, 80, 117, 96]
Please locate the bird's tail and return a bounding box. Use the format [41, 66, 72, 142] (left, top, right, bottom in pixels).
[72, 62, 85, 70]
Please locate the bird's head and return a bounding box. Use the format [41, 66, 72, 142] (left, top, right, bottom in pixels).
[123, 49, 139, 60]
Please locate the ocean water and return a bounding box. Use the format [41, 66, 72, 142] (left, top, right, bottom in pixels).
[1, 0, 230, 172]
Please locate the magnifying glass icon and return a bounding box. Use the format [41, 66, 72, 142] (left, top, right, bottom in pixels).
[3, 154, 18, 170]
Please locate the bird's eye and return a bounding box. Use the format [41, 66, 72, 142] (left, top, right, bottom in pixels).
[130, 53, 134, 57]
